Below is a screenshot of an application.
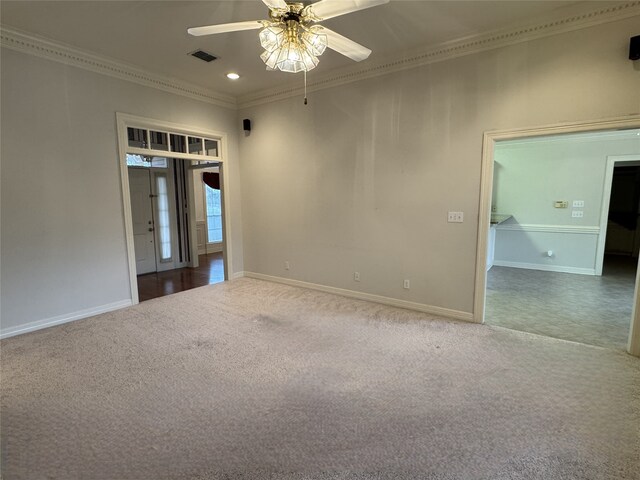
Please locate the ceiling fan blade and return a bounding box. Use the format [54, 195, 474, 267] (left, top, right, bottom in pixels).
[187, 20, 263, 37]
[304, 0, 389, 21]
[261, 0, 288, 10]
[323, 28, 372, 62]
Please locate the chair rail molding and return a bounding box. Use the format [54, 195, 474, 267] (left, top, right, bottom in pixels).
[495, 224, 600, 235]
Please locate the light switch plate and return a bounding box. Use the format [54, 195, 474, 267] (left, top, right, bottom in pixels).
[573, 200, 585, 208]
[572, 210, 584, 218]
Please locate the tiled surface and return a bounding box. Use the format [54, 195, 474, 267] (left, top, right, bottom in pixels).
[485, 256, 637, 350]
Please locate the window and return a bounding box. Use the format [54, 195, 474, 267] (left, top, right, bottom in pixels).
[204, 139, 219, 157]
[126, 155, 167, 168]
[127, 127, 147, 148]
[150, 131, 169, 151]
[188, 137, 203, 155]
[170, 134, 186, 153]
[156, 175, 172, 261]
[126, 126, 219, 158]
[205, 184, 222, 243]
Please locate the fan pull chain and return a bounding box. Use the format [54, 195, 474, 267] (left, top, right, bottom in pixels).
[304, 70, 308, 105]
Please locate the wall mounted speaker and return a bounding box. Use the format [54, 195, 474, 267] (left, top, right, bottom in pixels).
[243, 119, 251, 132]
[630, 35, 640, 61]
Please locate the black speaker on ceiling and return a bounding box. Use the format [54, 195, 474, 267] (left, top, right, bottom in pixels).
[630, 35, 640, 61]
[243, 119, 251, 132]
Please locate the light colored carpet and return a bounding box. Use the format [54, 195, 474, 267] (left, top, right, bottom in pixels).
[1, 278, 639, 480]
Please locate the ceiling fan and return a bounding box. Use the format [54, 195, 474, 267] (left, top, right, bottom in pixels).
[188, 0, 390, 74]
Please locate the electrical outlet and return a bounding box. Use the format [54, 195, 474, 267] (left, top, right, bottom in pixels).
[285, 261, 290, 270]
[573, 200, 584, 208]
[403, 279, 410, 289]
[447, 211, 464, 223]
[572, 210, 584, 218]
[354, 272, 360, 282]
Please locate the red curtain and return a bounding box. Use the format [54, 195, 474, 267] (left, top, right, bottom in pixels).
[202, 172, 220, 190]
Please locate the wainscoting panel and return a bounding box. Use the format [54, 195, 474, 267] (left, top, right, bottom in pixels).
[196, 221, 207, 255]
[494, 224, 600, 275]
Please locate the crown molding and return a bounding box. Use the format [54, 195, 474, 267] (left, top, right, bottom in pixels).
[237, 1, 640, 109]
[0, 25, 237, 110]
[2, 1, 638, 112]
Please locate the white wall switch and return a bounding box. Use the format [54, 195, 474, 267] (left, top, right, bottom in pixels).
[572, 200, 585, 208]
[285, 261, 290, 270]
[403, 279, 410, 289]
[447, 211, 464, 223]
[354, 272, 360, 282]
[571, 210, 584, 218]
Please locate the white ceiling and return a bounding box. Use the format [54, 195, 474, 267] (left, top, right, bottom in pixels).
[0, 0, 620, 97]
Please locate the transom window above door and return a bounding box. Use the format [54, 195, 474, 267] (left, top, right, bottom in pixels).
[127, 127, 220, 160]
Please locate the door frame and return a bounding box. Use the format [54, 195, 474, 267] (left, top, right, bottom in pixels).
[595, 155, 640, 275]
[473, 115, 640, 356]
[116, 113, 232, 304]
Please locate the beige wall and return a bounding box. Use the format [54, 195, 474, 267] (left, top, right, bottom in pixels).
[494, 133, 640, 226]
[237, 16, 640, 315]
[0, 49, 243, 334]
[492, 132, 640, 273]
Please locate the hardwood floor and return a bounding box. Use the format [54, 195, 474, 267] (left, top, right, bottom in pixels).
[137, 253, 224, 302]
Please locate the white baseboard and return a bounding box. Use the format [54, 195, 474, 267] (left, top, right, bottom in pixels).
[0, 299, 133, 340]
[243, 272, 475, 323]
[492, 260, 596, 276]
[231, 271, 245, 279]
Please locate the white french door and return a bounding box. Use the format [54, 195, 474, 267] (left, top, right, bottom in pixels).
[128, 163, 185, 274]
[129, 168, 157, 274]
[150, 169, 178, 272]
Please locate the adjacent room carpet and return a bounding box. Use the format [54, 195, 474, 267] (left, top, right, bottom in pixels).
[1, 278, 639, 480]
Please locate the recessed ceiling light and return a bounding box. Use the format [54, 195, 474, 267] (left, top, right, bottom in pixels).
[226, 73, 240, 80]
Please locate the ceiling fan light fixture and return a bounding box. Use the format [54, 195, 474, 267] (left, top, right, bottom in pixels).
[190, 0, 389, 75]
[260, 49, 279, 69]
[258, 18, 324, 73]
[301, 49, 320, 71]
[259, 24, 285, 52]
[276, 41, 306, 73]
[301, 26, 327, 56]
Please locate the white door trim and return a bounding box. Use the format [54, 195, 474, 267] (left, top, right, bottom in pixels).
[595, 155, 640, 276]
[473, 115, 640, 357]
[116, 113, 232, 305]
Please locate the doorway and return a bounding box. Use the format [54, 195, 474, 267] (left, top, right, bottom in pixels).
[596, 156, 640, 275]
[127, 158, 226, 302]
[474, 117, 640, 356]
[128, 162, 186, 275]
[117, 113, 232, 305]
